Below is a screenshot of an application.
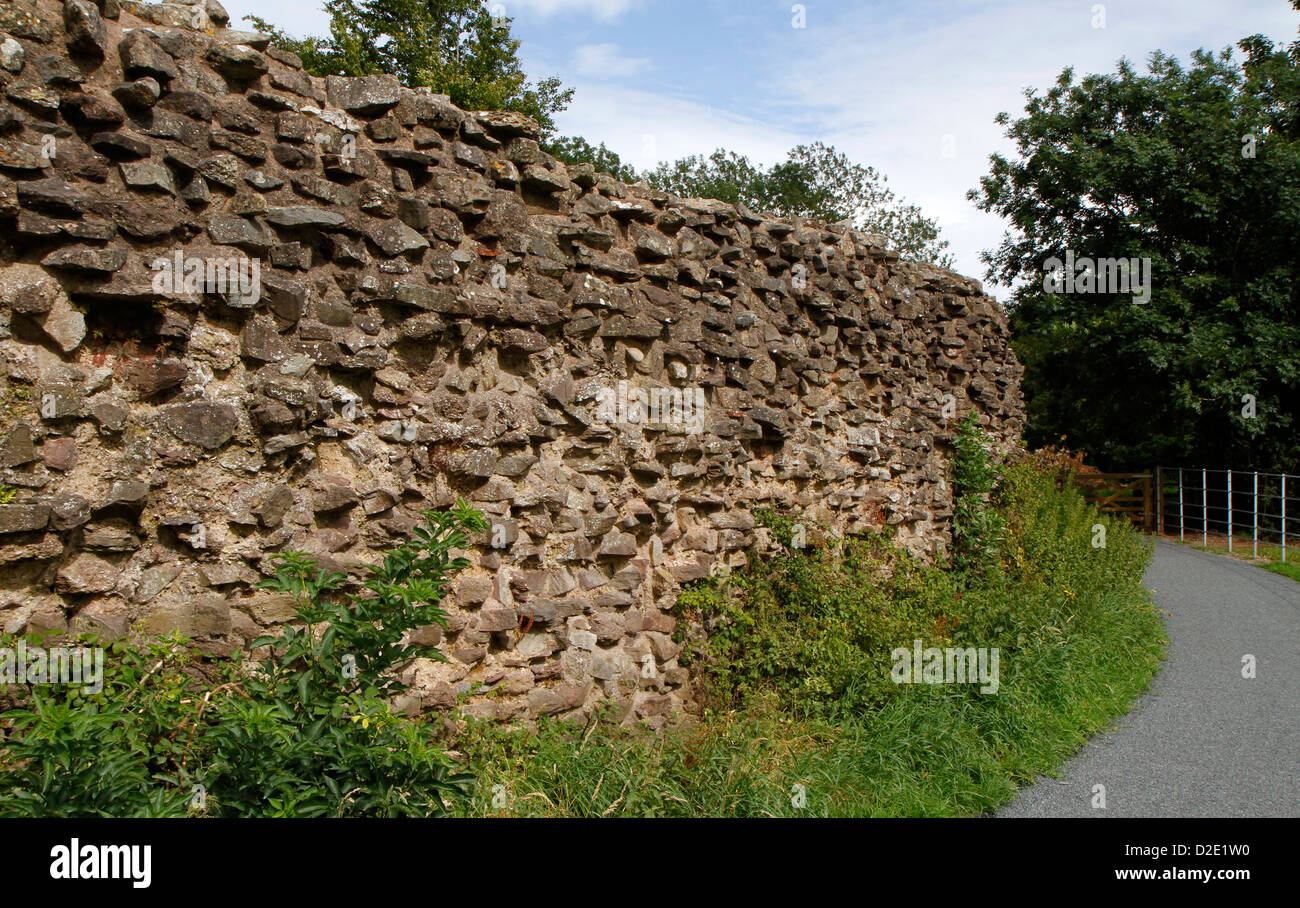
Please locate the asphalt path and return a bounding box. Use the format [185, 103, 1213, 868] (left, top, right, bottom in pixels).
[999, 540, 1300, 817]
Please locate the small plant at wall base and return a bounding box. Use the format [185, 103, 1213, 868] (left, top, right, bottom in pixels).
[206, 502, 486, 816]
[951, 412, 1006, 580]
[250, 500, 487, 696]
[675, 511, 958, 720]
[0, 632, 211, 818]
[0, 504, 486, 818]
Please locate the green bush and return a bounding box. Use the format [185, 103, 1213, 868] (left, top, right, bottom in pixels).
[0, 634, 206, 817]
[0, 503, 486, 818]
[676, 517, 959, 719]
[675, 449, 1156, 720]
[952, 412, 1006, 579]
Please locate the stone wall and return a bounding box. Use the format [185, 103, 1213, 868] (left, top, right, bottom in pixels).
[0, 0, 1023, 724]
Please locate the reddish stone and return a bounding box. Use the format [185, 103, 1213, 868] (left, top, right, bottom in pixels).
[42, 437, 77, 471]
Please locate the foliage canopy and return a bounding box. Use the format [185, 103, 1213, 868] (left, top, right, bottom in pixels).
[970, 7, 1300, 470]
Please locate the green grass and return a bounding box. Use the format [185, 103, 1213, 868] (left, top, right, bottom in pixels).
[1262, 560, 1300, 583]
[1173, 537, 1300, 584]
[443, 459, 1168, 817]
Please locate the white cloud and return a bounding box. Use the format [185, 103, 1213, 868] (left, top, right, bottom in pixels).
[573, 43, 652, 77]
[502, 0, 642, 21]
[551, 83, 800, 173]
[220, 0, 330, 37]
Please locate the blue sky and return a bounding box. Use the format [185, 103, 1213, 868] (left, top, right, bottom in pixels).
[220, 0, 1299, 292]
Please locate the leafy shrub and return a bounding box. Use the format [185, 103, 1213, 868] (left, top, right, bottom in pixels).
[952, 412, 1006, 578]
[203, 502, 485, 817]
[0, 634, 206, 817]
[676, 514, 959, 719]
[674, 452, 1159, 726]
[0, 504, 486, 818]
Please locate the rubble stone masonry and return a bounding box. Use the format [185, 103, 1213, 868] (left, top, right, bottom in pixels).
[0, 0, 1023, 723]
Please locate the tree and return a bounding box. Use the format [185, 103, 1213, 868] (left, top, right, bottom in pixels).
[969, 7, 1300, 471]
[247, 0, 572, 136]
[643, 143, 954, 266]
[543, 135, 638, 183]
[642, 148, 768, 209]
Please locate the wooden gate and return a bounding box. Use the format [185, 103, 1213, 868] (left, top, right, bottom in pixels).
[1074, 472, 1155, 530]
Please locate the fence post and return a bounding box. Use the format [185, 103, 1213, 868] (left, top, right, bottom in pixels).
[1157, 467, 1163, 534]
[1283, 474, 1288, 564]
[1253, 472, 1259, 559]
[1203, 468, 1208, 548]
[1178, 468, 1185, 542]
[1228, 470, 1233, 553]
[1141, 472, 1150, 533]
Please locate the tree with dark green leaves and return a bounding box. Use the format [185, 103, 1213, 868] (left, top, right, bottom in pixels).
[247, 0, 572, 136]
[642, 148, 766, 209]
[543, 135, 638, 183]
[643, 143, 954, 266]
[970, 5, 1300, 471]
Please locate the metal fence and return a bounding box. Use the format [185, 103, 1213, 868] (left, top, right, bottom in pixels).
[1157, 468, 1299, 562]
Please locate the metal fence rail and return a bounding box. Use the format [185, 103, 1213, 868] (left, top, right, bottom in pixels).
[1157, 468, 1300, 562]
